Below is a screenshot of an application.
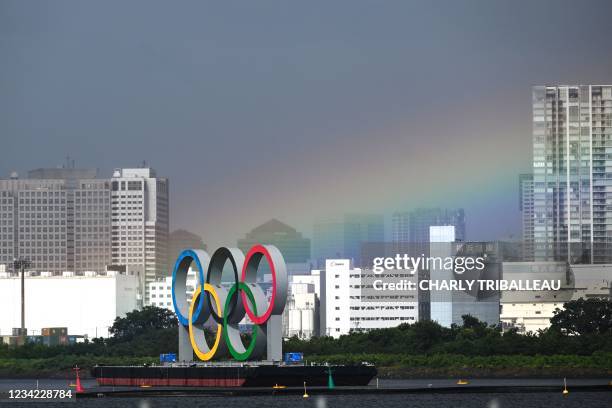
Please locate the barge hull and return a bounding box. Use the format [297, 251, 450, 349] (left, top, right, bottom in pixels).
[92, 364, 377, 388]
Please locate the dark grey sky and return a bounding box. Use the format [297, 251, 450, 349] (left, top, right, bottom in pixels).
[2, 1, 612, 248]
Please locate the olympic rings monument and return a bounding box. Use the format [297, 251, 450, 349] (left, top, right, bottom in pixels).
[92, 242, 377, 387]
[172, 244, 288, 362]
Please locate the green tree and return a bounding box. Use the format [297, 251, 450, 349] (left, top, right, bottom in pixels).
[108, 306, 177, 342]
[550, 298, 612, 335]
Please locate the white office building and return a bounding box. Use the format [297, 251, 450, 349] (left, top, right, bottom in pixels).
[111, 168, 169, 303]
[0, 270, 139, 339]
[146, 269, 197, 310]
[320, 259, 418, 338]
[146, 276, 174, 310]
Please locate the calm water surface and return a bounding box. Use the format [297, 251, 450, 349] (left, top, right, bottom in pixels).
[1, 379, 610, 408]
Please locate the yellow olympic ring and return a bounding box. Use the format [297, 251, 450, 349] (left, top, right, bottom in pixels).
[188, 283, 222, 361]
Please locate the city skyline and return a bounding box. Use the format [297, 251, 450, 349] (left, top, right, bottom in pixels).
[2, 1, 612, 249]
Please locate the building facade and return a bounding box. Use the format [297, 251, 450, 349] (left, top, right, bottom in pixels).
[429, 226, 501, 327]
[168, 229, 206, 273]
[319, 259, 418, 338]
[519, 173, 535, 261]
[532, 85, 612, 263]
[145, 268, 198, 312]
[237, 219, 311, 275]
[111, 168, 169, 302]
[282, 280, 319, 339]
[313, 214, 384, 268]
[0, 168, 111, 273]
[392, 208, 466, 244]
[501, 262, 611, 333]
[0, 270, 139, 339]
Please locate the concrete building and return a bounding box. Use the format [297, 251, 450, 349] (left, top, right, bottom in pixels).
[283, 279, 319, 339]
[320, 259, 418, 338]
[168, 229, 206, 273]
[146, 276, 174, 310]
[501, 262, 611, 333]
[0, 270, 139, 339]
[392, 208, 466, 244]
[531, 85, 612, 263]
[313, 214, 384, 268]
[111, 168, 169, 303]
[429, 226, 501, 327]
[0, 166, 170, 298]
[237, 219, 311, 275]
[146, 269, 197, 310]
[500, 262, 573, 333]
[290, 271, 321, 299]
[571, 263, 612, 299]
[0, 168, 111, 274]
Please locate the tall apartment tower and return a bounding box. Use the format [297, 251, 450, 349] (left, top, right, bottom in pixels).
[519, 174, 534, 261]
[110, 168, 169, 301]
[532, 85, 612, 263]
[0, 169, 111, 273]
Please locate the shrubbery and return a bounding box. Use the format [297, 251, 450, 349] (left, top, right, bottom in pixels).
[284, 299, 612, 357]
[1, 299, 610, 377]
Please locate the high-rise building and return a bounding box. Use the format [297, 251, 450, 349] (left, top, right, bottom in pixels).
[168, 229, 206, 273]
[532, 85, 612, 264]
[519, 174, 534, 261]
[0, 168, 111, 273]
[237, 219, 310, 266]
[313, 214, 384, 268]
[110, 168, 169, 302]
[392, 208, 466, 243]
[0, 166, 169, 305]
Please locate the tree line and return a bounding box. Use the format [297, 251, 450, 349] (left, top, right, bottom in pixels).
[1, 298, 610, 360]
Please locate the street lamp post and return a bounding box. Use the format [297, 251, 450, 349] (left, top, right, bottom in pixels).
[13, 258, 31, 344]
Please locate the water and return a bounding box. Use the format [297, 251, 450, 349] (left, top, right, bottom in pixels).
[1, 379, 610, 407]
[3, 393, 612, 408]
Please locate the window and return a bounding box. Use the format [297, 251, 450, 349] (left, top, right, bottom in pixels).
[128, 181, 142, 191]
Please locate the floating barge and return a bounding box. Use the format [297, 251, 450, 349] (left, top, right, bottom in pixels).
[92, 362, 377, 388]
